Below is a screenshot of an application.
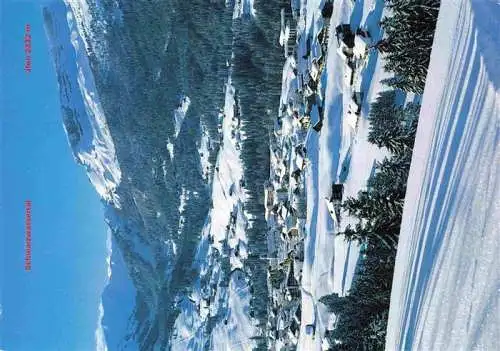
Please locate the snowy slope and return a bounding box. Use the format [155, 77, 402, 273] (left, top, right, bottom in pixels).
[232, 0, 256, 19]
[386, 0, 500, 350]
[174, 96, 191, 139]
[171, 79, 256, 351]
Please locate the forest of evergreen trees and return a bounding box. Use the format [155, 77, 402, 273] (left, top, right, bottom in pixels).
[320, 90, 420, 350]
[231, 4, 286, 350]
[381, 0, 440, 93]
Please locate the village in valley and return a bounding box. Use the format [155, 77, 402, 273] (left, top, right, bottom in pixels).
[262, 0, 390, 348]
[186, 0, 440, 348]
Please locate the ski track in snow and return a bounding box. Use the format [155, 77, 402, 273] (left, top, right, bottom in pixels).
[386, 0, 500, 350]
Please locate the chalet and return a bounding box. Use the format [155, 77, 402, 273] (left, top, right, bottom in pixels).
[335, 24, 355, 48]
[230, 211, 237, 225]
[304, 92, 315, 115]
[287, 227, 300, 239]
[264, 182, 275, 207]
[292, 193, 307, 219]
[330, 183, 344, 202]
[310, 59, 321, 81]
[297, 73, 304, 94]
[229, 183, 236, 196]
[372, 38, 390, 53]
[304, 73, 318, 97]
[289, 319, 300, 341]
[313, 119, 323, 132]
[293, 242, 305, 262]
[276, 204, 288, 224]
[282, 173, 290, 185]
[275, 188, 289, 203]
[299, 115, 311, 129]
[285, 214, 298, 231]
[317, 27, 330, 57]
[305, 101, 323, 133]
[286, 261, 300, 292]
[326, 183, 344, 224]
[303, 36, 312, 59]
[351, 91, 364, 116]
[295, 144, 307, 157]
[305, 323, 316, 336]
[291, 168, 301, 182]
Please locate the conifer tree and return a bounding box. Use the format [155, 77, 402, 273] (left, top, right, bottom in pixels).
[381, 0, 440, 93]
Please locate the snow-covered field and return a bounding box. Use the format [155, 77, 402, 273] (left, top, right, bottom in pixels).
[386, 0, 500, 350]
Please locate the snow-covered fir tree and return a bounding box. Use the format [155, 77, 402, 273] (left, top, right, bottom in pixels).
[381, 0, 440, 93]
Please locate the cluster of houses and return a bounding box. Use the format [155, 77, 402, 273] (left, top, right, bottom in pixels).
[335, 22, 376, 129]
[266, 253, 303, 347]
[265, 1, 377, 348]
[264, 3, 334, 348]
[264, 5, 314, 346]
[264, 92, 309, 349]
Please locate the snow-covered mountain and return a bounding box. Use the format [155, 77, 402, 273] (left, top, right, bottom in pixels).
[43, 0, 121, 205]
[44, 3, 150, 350]
[44, 2, 192, 349]
[43, 0, 282, 349]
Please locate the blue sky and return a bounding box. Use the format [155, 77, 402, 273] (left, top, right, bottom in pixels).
[1, 1, 109, 350]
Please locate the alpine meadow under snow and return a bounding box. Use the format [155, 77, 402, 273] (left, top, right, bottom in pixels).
[41, 0, 498, 349]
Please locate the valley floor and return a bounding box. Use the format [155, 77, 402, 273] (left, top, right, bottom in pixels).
[173, 0, 499, 349]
